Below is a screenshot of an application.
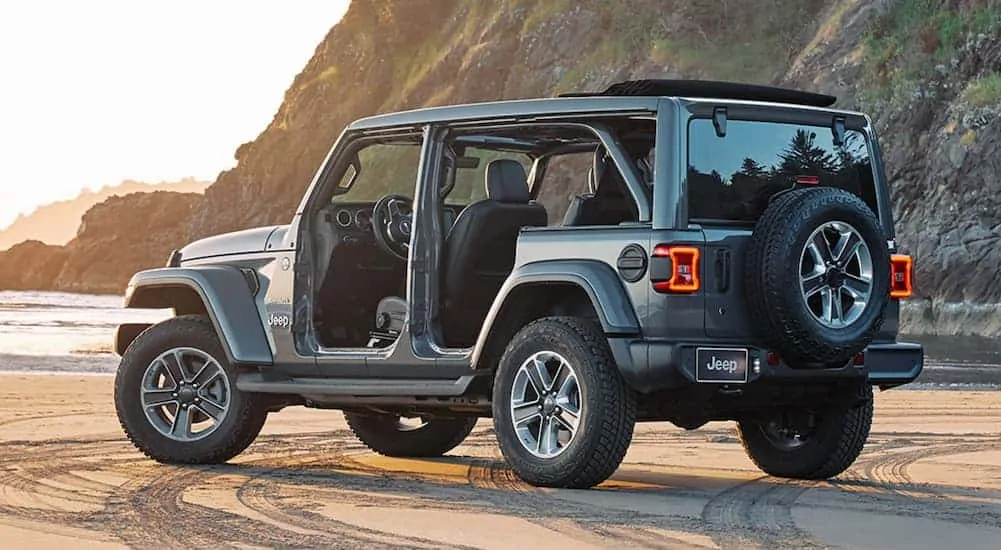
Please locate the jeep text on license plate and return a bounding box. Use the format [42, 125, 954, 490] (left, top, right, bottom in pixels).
[695, 347, 749, 383]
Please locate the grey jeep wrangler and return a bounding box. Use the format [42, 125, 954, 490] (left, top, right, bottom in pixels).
[114, 80, 923, 489]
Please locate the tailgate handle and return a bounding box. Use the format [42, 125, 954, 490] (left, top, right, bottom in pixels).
[715, 249, 731, 292]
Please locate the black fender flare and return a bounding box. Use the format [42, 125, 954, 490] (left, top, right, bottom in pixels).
[118, 266, 274, 365]
[470, 259, 641, 367]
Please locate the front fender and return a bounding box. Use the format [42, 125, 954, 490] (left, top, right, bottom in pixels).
[471, 259, 641, 366]
[122, 266, 274, 365]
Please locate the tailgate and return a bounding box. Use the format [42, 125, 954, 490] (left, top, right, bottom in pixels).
[702, 227, 758, 341]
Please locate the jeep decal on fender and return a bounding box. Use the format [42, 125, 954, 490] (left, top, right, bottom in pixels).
[268, 313, 291, 329]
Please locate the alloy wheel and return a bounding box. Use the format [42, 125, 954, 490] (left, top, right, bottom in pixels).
[799, 220, 874, 328]
[140, 347, 231, 442]
[509, 351, 581, 458]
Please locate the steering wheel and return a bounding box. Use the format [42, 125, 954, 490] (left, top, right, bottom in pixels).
[371, 194, 413, 262]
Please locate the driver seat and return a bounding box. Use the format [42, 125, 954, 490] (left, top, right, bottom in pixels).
[440, 159, 548, 346]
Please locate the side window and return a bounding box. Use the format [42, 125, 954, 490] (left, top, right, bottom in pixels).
[443, 146, 532, 206]
[333, 140, 423, 202]
[687, 119, 876, 223]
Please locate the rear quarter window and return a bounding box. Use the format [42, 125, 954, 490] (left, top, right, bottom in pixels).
[687, 119, 877, 223]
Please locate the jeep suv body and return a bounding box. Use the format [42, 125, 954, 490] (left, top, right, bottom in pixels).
[114, 80, 923, 489]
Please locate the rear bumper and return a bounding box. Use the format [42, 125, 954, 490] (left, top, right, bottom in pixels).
[609, 338, 924, 393]
[864, 342, 924, 387]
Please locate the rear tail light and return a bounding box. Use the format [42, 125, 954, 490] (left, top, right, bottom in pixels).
[651, 245, 700, 293]
[890, 254, 913, 298]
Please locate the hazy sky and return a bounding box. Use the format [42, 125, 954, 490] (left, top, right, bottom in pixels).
[0, 1, 350, 228]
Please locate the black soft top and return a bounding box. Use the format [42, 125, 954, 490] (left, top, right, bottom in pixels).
[560, 79, 837, 108]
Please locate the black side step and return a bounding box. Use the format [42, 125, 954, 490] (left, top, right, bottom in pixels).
[236, 372, 477, 397]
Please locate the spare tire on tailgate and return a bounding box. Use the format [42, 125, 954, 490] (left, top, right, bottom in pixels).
[745, 187, 890, 367]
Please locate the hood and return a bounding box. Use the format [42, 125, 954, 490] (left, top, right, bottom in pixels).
[179, 225, 282, 261]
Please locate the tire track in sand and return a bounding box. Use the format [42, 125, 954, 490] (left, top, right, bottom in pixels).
[700, 475, 827, 549]
[830, 435, 1001, 528]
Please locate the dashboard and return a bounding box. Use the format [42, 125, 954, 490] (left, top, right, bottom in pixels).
[330, 203, 374, 231]
[325, 201, 466, 238]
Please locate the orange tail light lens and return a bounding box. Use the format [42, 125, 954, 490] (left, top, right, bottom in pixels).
[890, 254, 913, 298]
[652, 245, 700, 293]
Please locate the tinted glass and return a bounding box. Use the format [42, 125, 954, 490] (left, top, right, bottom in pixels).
[687, 119, 876, 222]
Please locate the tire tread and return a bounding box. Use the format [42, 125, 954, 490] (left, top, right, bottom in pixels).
[493, 316, 636, 489]
[738, 384, 873, 479]
[344, 413, 477, 458]
[115, 314, 267, 465]
[745, 187, 889, 366]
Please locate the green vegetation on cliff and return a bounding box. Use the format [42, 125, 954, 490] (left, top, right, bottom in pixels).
[961, 72, 1001, 106]
[860, 0, 1001, 103]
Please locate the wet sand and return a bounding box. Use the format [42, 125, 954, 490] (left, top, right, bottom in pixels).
[0, 374, 999, 549]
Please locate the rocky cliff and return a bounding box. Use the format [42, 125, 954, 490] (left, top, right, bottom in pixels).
[4, 0, 1001, 336]
[0, 177, 208, 251]
[52, 191, 203, 294]
[0, 191, 202, 294]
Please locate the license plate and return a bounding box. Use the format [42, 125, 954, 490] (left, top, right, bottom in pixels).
[696, 347, 749, 383]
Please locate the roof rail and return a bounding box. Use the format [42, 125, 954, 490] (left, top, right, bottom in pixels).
[559, 79, 837, 108]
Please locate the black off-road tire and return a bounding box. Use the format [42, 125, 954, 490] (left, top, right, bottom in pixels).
[745, 187, 890, 366]
[114, 315, 268, 464]
[492, 316, 636, 489]
[344, 413, 477, 457]
[738, 384, 873, 479]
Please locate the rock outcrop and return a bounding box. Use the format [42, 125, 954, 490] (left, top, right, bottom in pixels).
[0, 240, 69, 290]
[0, 178, 208, 251]
[52, 191, 203, 294]
[0, 191, 201, 295]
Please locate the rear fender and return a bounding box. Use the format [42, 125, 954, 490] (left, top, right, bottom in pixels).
[470, 259, 640, 369]
[118, 266, 273, 365]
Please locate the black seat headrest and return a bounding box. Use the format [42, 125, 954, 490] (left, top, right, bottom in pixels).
[592, 147, 628, 199]
[485, 159, 530, 203]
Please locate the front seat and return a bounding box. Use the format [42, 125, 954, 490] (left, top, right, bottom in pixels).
[563, 146, 638, 226]
[561, 162, 598, 226]
[441, 159, 548, 346]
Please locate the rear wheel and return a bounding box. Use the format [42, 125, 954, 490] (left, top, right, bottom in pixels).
[114, 315, 268, 464]
[737, 384, 873, 479]
[492, 316, 636, 489]
[344, 412, 477, 457]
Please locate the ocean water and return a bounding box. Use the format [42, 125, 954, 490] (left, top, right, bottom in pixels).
[1, 290, 999, 386]
[0, 291, 170, 373]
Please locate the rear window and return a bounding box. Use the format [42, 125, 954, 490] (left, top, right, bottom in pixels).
[687, 119, 877, 223]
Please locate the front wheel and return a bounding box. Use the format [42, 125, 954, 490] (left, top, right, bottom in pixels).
[737, 384, 873, 479]
[114, 315, 268, 464]
[492, 316, 636, 489]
